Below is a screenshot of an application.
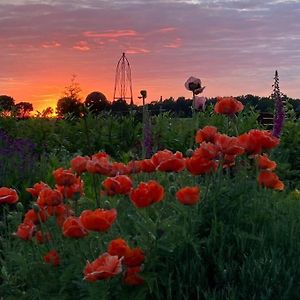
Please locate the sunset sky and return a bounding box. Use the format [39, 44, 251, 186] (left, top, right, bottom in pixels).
[1, 0, 300, 111]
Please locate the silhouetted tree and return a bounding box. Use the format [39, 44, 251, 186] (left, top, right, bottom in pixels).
[64, 74, 82, 101]
[41, 107, 54, 118]
[111, 99, 129, 115]
[15, 102, 33, 119]
[56, 75, 83, 117]
[0, 95, 15, 116]
[85, 91, 110, 114]
[56, 97, 82, 117]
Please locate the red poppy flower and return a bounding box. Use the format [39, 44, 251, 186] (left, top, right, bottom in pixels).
[70, 155, 89, 174]
[214, 134, 244, 156]
[176, 186, 200, 205]
[83, 252, 122, 282]
[0, 187, 19, 205]
[256, 154, 277, 171]
[36, 187, 63, 207]
[126, 160, 142, 174]
[62, 217, 88, 238]
[92, 152, 110, 160]
[26, 182, 49, 198]
[15, 221, 35, 240]
[53, 168, 77, 186]
[102, 175, 133, 195]
[44, 250, 60, 267]
[130, 180, 164, 208]
[123, 266, 145, 285]
[157, 157, 185, 172]
[238, 130, 279, 155]
[24, 208, 48, 225]
[214, 97, 244, 115]
[186, 156, 218, 175]
[223, 154, 237, 168]
[193, 142, 219, 160]
[109, 162, 130, 176]
[108, 238, 130, 257]
[139, 159, 156, 173]
[86, 157, 111, 175]
[56, 177, 84, 199]
[195, 126, 218, 144]
[123, 247, 145, 267]
[151, 150, 184, 172]
[258, 171, 284, 191]
[80, 209, 117, 232]
[35, 230, 51, 244]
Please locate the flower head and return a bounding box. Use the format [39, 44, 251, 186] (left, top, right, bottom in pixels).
[83, 253, 122, 282]
[185, 76, 205, 95]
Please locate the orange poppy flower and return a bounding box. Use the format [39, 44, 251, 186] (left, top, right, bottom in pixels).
[139, 159, 156, 173]
[44, 250, 60, 267]
[26, 182, 49, 198]
[214, 134, 244, 156]
[92, 152, 110, 160]
[109, 162, 130, 176]
[36, 187, 63, 207]
[24, 208, 48, 225]
[123, 266, 145, 285]
[214, 97, 244, 115]
[80, 209, 117, 232]
[86, 157, 111, 175]
[102, 175, 132, 195]
[238, 130, 279, 154]
[62, 217, 88, 238]
[157, 157, 186, 172]
[195, 125, 218, 144]
[256, 154, 277, 171]
[108, 238, 130, 257]
[186, 156, 218, 175]
[123, 247, 145, 267]
[56, 177, 84, 200]
[53, 168, 77, 186]
[176, 186, 200, 205]
[0, 187, 19, 205]
[83, 252, 122, 282]
[151, 150, 182, 166]
[15, 221, 35, 240]
[258, 171, 284, 191]
[70, 155, 89, 174]
[35, 230, 51, 244]
[193, 142, 219, 160]
[126, 160, 142, 174]
[130, 180, 164, 208]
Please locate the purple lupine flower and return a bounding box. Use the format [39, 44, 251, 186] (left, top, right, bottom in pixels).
[272, 71, 285, 138]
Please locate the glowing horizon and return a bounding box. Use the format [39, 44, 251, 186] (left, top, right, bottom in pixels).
[1, 0, 300, 112]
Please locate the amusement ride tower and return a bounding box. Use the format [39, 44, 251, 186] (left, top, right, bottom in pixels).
[113, 53, 133, 105]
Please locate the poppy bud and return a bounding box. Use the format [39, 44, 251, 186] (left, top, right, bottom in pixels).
[168, 186, 177, 196]
[33, 204, 40, 213]
[186, 149, 194, 157]
[16, 202, 24, 212]
[6, 214, 14, 221]
[168, 173, 176, 182]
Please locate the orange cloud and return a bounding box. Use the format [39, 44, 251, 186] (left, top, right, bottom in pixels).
[158, 27, 177, 33]
[83, 29, 138, 39]
[42, 41, 61, 48]
[73, 41, 90, 51]
[163, 38, 182, 48]
[126, 47, 150, 54]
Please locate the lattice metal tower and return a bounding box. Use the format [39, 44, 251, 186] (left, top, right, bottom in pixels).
[113, 53, 133, 105]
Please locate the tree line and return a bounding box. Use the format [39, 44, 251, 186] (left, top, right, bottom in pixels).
[1, 91, 300, 119]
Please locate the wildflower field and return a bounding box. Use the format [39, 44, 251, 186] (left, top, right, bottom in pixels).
[1, 95, 300, 300]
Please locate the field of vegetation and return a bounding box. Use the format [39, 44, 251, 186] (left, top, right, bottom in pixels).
[1, 92, 300, 299]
